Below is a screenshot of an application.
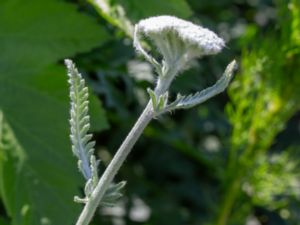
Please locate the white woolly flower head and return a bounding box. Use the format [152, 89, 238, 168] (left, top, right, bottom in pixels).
[134, 15, 225, 71]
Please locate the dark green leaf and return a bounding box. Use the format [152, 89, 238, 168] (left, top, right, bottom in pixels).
[118, 0, 192, 21]
[0, 65, 107, 225]
[0, 0, 110, 75]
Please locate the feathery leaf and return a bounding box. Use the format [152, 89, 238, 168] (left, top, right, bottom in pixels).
[160, 60, 237, 114]
[66, 59, 126, 206]
[65, 59, 95, 181]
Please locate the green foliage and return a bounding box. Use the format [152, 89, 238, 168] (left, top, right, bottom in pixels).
[0, 0, 110, 75]
[0, 67, 108, 225]
[0, 0, 109, 224]
[117, 0, 192, 21]
[247, 152, 298, 209]
[88, 0, 192, 38]
[216, 1, 300, 224]
[0, 217, 10, 225]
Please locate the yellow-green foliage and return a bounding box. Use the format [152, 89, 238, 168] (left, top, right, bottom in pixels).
[216, 1, 300, 224]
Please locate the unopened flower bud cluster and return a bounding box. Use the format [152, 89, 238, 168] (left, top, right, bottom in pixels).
[134, 15, 225, 74]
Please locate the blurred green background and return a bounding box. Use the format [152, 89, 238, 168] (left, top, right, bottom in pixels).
[0, 0, 299, 225]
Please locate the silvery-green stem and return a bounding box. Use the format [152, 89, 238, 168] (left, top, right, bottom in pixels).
[76, 101, 154, 225]
[155, 69, 177, 95]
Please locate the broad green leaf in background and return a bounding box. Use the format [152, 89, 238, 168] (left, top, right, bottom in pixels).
[117, 0, 192, 21]
[0, 0, 110, 224]
[0, 217, 10, 225]
[87, 0, 192, 39]
[0, 67, 107, 225]
[16, 65, 107, 132]
[0, 0, 109, 75]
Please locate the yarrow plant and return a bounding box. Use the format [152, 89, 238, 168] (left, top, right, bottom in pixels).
[66, 15, 237, 225]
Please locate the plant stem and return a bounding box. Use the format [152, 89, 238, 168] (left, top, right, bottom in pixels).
[216, 178, 241, 225]
[75, 101, 154, 225]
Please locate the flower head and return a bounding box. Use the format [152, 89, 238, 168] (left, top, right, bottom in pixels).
[134, 15, 225, 71]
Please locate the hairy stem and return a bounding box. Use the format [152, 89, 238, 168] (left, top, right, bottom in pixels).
[76, 102, 154, 225]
